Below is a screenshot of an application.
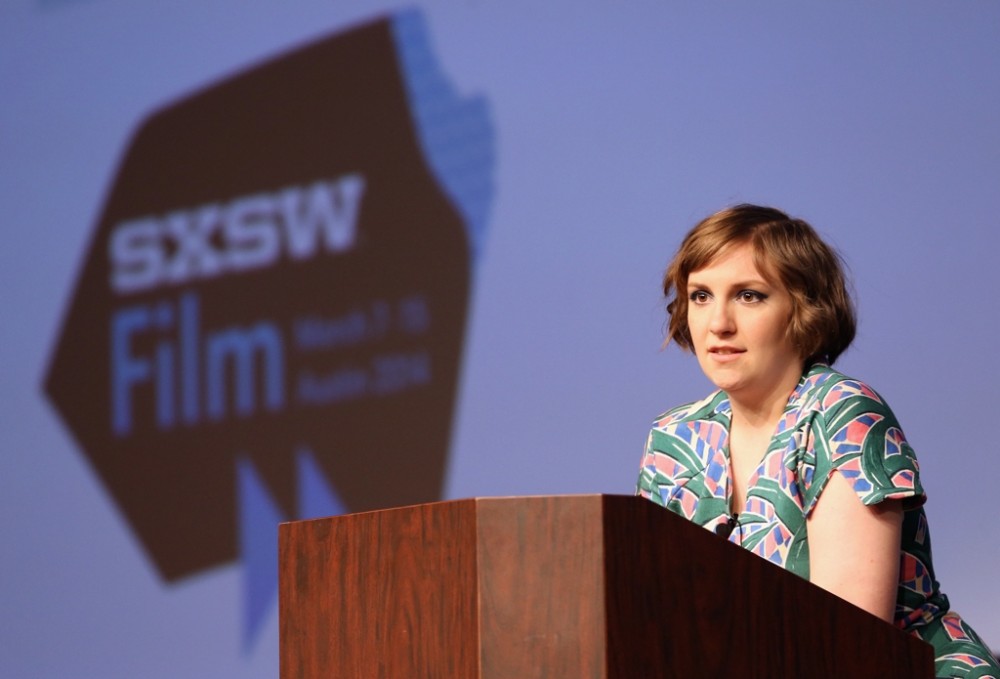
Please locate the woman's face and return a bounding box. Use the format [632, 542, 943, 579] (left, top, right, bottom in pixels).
[686, 242, 803, 405]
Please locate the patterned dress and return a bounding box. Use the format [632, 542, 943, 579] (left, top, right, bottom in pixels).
[636, 363, 999, 678]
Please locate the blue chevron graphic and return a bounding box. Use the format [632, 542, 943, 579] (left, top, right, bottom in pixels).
[297, 447, 347, 519]
[239, 449, 346, 652]
[237, 457, 285, 653]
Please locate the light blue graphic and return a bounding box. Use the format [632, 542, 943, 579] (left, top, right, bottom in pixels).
[392, 8, 496, 261]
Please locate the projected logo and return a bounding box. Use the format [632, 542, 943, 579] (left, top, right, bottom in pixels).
[44, 10, 493, 647]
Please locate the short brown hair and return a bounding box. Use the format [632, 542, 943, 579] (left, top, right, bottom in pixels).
[663, 204, 856, 364]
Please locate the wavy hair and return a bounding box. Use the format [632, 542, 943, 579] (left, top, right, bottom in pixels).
[663, 204, 856, 364]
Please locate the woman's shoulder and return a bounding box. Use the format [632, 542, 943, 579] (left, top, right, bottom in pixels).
[795, 365, 923, 508]
[795, 363, 898, 420]
[651, 389, 728, 430]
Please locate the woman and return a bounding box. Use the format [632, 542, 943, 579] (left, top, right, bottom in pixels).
[636, 204, 999, 677]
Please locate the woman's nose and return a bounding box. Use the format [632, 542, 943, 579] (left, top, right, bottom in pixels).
[709, 302, 735, 335]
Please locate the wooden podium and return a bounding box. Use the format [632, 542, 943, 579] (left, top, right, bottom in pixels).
[279, 495, 934, 678]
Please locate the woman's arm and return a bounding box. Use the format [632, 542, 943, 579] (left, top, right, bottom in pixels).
[807, 470, 903, 623]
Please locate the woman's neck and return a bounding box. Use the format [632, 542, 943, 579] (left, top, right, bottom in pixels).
[725, 368, 803, 513]
[728, 391, 790, 433]
[726, 364, 804, 433]
[726, 364, 805, 430]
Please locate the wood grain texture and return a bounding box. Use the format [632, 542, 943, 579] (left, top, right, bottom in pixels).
[476, 495, 606, 679]
[279, 499, 479, 678]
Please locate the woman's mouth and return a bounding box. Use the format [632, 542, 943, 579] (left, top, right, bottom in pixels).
[708, 347, 744, 361]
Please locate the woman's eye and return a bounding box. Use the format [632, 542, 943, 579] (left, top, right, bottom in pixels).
[737, 290, 767, 303]
[689, 290, 710, 304]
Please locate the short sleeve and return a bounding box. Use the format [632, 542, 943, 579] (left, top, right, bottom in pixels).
[800, 378, 925, 516]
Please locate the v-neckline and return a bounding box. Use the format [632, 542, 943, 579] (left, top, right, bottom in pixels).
[718, 369, 813, 516]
